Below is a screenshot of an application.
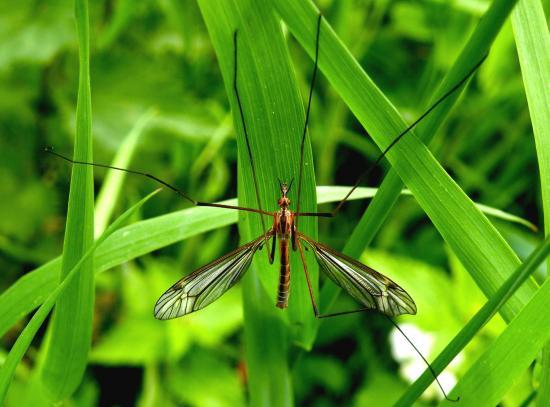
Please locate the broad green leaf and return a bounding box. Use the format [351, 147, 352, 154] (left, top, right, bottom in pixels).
[197, 0, 317, 403]
[41, 0, 95, 399]
[0, 190, 159, 403]
[0, 0, 73, 68]
[510, 0, 550, 405]
[165, 349, 246, 407]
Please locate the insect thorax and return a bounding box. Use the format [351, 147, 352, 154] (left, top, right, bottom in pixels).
[275, 208, 293, 240]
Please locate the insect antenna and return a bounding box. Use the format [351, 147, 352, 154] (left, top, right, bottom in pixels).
[44, 148, 273, 216]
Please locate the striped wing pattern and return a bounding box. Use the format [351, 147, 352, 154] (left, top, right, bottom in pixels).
[299, 234, 416, 317]
[154, 234, 268, 320]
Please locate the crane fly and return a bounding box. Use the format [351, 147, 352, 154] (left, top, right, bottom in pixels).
[152, 14, 483, 322]
[47, 11, 485, 402]
[154, 179, 417, 319]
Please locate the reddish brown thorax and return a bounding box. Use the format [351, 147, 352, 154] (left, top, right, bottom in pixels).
[275, 183, 293, 238]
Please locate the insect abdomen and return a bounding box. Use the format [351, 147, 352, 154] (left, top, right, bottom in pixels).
[276, 240, 290, 308]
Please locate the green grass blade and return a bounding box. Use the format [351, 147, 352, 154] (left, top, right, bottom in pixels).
[0, 190, 159, 403]
[343, 0, 525, 269]
[440, 240, 550, 405]
[319, 187, 536, 231]
[473, 202, 537, 232]
[242, 266, 294, 406]
[0, 187, 534, 339]
[94, 109, 155, 236]
[40, 0, 95, 399]
[197, 0, 317, 402]
[510, 1, 550, 405]
[396, 236, 550, 405]
[321, 1, 528, 310]
[273, 0, 535, 324]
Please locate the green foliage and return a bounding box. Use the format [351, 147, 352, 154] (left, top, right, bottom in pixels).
[0, 190, 159, 400]
[0, 0, 547, 405]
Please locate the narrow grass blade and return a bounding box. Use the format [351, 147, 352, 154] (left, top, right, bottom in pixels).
[242, 266, 294, 406]
[273, 0, 535, 325]
[473, 202, 537, 232]
[94, 109, 156, 236]
[318, 187, 537, 231]
[441, 250, 550, 405]
[0, 190, 159, 403]
[345, 0, 525, 276]
[511, 1, 550, 404]
[0, 187, 534, 339]
[396, 236, 550, 406]
[40, 0, 95, 399]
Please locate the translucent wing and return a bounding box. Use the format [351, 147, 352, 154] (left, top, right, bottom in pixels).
[155, 233, 270, 320]
[298, 234, 416, 317]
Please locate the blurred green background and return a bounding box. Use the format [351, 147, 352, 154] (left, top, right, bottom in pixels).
[0, 0, 544, 405]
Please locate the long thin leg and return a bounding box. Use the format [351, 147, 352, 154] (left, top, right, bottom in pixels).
[319, 308, 458, 402]
[296, 240, 457, 402]
[294, 14, 322, 235]
[46, 148, 273, 216]
[294, 54, 488, 219]
[233, 31, 273, 262]
[297, 239, 319, 316]
[269, 232, 277, 265]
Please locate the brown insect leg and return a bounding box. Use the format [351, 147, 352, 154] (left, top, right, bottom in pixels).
[296, 239, 319, 316]
[269, 232, 277, 264]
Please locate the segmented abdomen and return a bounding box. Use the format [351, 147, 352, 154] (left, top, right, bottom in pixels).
[276, 240, 290, 308]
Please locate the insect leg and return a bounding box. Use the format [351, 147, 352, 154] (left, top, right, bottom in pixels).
[269, 232, 277, 264]
[296, 239, 319, 316]
[296, 240, 456, 402]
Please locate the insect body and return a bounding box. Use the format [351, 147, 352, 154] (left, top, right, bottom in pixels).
[48, 13, 480, 325]
[274, 182, 294, 309]
[153, 179, 417, 320]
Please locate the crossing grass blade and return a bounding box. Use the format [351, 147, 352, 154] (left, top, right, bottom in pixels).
[510, 0, 550, 405]
[396, 236, 550, 406]
[272, 0, 536, 325]
[0, 190, 159, 403]
[441, 272, 550, 404]
[335, 0, 526, 268]
[40, 0, 95, 399]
